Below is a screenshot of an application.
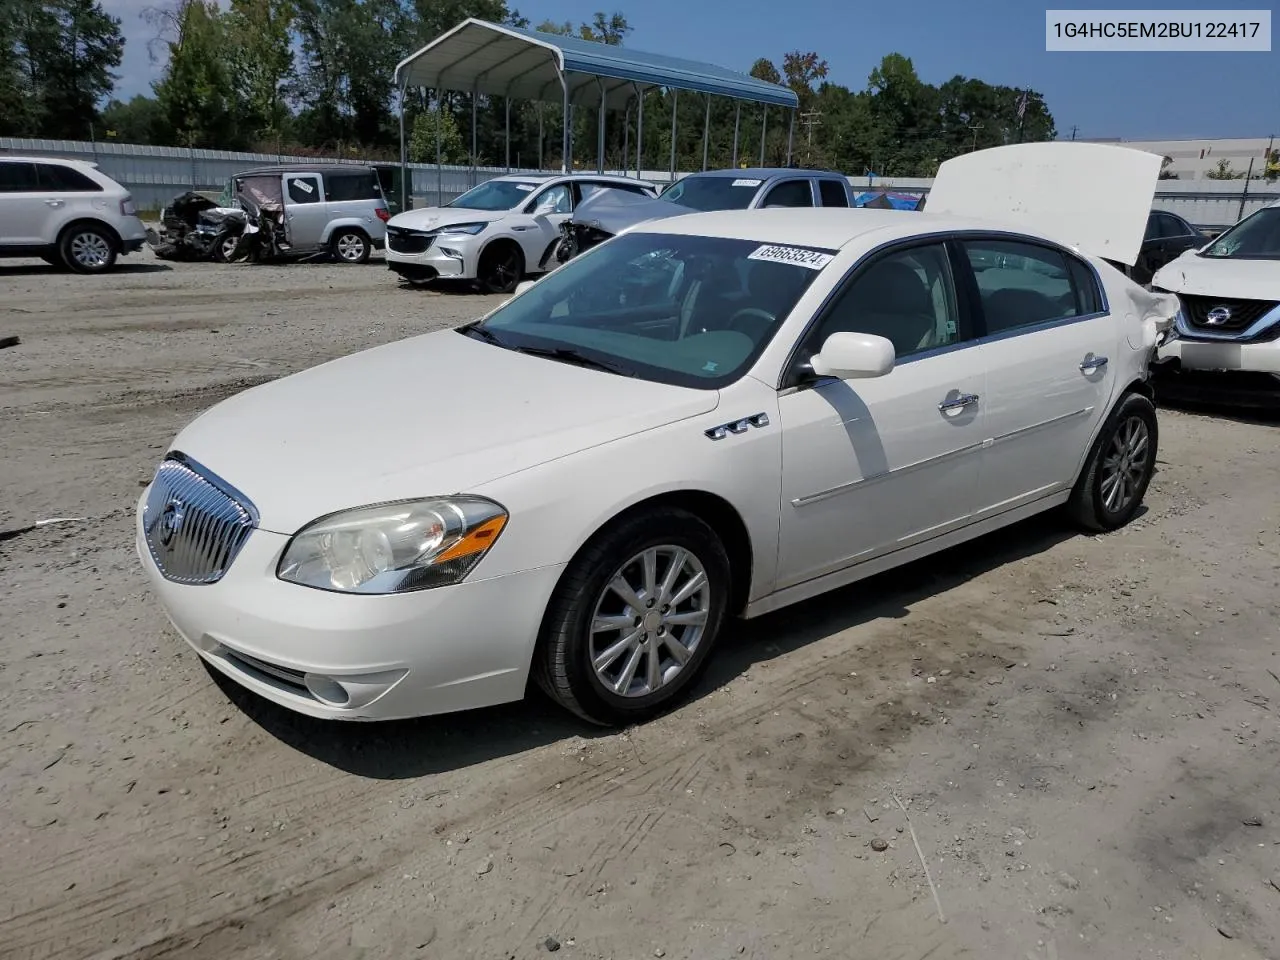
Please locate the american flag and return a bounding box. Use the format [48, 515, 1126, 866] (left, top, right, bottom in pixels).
[1015, 91, 1029, 120]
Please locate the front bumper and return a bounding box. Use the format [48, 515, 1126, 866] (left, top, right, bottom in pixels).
[1151, 348, 1280, 409]
[136, 503, 564, 721]
[385, 235, 479, 282]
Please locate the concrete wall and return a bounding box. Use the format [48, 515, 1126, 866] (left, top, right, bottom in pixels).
[3, 137, 1274, 231]
[1080, 136, 1276, 181]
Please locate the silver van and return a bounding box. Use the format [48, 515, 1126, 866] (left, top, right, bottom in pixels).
[223, 164, 390, 263]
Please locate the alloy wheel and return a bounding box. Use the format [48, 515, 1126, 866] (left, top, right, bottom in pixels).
[1100, 415, 1150, 513]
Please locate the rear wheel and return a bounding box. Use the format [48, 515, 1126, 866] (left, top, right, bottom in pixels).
[59, 223, 118, 274]
[331, 229, 371, 264]
[477, 241, 523, 294]
[1067, 391, 1158, 532]
[534, 507, 731, 726]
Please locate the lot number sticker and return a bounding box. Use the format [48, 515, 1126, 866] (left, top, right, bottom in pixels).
[747, 244, 834, 270]
[731, 178, 762, 187]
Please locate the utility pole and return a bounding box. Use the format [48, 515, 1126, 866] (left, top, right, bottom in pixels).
[1069, 124, 1078, 141]
[967, 122, 983, 153]
[799, 110, 821, 162]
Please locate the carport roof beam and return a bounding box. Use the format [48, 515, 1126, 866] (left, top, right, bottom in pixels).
[393, 18, 799, 111]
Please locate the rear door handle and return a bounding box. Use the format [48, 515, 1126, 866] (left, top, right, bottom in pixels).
[938, 393, 979, 412]
[1080, 353, 1109, 374]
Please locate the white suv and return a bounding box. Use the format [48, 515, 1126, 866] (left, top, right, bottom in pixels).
[0, 156, 150, 273]
[385, 174, 657, 293]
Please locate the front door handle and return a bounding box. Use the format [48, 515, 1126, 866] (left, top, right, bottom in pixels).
[44, 199, 64, 207]
[938, 393, 979, 412]
[1080, 353, 1109, 374]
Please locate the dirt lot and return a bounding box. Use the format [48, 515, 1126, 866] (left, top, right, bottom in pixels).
[2, 251, 1279, 960]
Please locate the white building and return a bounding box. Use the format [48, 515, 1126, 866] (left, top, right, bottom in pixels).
[1081, 136, 1276, 180]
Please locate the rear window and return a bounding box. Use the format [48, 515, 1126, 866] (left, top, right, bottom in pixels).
[37, 163, 103, 192]
[0, 161, 39, 192]
[326, 172, 382, 202]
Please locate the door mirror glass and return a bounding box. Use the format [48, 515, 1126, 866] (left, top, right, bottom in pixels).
[810, 331, 895, 379]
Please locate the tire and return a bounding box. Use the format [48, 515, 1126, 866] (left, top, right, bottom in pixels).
[1066, 391, 1158, 532]
[59, 223, 118, 274]
[212, 231, 241, 263]
[330, 229, 371, 264]
[534, 507, 732, 726]
[477, 241, 524, 294]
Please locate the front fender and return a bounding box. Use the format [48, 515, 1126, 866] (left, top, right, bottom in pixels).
[473, 379, 784, 603]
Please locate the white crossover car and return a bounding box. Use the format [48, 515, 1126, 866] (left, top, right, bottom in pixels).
[0, 155, 149, 273]
[136, 142, 1178, 727]
[384, 173, 656, 292]
[1151, 199, 1280, 408]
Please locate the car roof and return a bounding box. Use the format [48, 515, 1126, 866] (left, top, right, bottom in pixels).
[0, 155, 99, 170]
[490, 173, 652, 185]
[680, 167, 848, 181]
[237, 164, 376, 176]
[627, 206, 1067, 253]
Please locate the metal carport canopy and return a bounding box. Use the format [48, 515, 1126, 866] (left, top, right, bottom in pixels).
[393, 19, 800, 110]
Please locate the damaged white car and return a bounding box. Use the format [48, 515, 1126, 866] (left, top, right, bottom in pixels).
[136, 142, 1177, 727]
[1150, 199, 1280, 408]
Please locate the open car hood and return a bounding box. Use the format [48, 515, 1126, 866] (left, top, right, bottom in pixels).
[570, 190, 693, 236]
[927, 142, 1163, 267]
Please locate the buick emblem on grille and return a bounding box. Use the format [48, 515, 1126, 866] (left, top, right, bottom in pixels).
[158, 498, 185, 547]
[1204, 306, 1232, 325]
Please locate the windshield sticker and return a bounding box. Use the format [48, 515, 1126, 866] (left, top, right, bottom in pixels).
[291, 179, 314, 193]
[515, 183, 536, 191]
[731, 179, 762, 187]
[747, 244, 834, 270]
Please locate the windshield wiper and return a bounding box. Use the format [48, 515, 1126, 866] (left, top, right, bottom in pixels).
[459, 322, 506, 346]
[512, 345, 636, 377]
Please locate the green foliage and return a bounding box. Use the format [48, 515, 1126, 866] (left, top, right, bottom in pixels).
[150, 0, 238, 148]
[1205, 157, 1244, 180]
[409, 106, 468, 164]
[5, 0, 123, 137]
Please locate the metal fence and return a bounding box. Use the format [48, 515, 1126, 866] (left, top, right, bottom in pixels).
[2, 137, 1276, 228]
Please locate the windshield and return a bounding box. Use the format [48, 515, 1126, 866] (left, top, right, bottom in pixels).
[1201, 208, 1280, 260]
[447, 179, 540, 211]
[661, 176, 762, 211]
[467, 232, 832, 388]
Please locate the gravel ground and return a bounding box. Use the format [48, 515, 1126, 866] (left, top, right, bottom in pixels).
[2, 251, 1279, 960]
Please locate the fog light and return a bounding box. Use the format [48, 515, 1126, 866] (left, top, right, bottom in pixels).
[304, 673, 351, 706]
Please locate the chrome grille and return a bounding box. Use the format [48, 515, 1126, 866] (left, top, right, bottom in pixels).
[142, 454, 258, 585]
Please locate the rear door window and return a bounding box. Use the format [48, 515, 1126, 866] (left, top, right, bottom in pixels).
[325, 172, 381, 202]
[761, 179, 814, 208]
[36, 163, 103, 192]
[818, 179, 849, 207]
[0, 162, 39, 192]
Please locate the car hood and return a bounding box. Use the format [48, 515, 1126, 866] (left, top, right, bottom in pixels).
[168, 330, 720, 534]
[927, 141, 1163, 267]
[570, 190, 693, 235]
[388, 206, 508, 231]
[1151, 249, 1280, 299]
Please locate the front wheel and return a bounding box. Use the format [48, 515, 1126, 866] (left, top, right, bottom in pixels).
[534, 507, 731, 726]
[331, 229, 371, 264]
[1066, 391, 1158, 532]
[477, 242, 523, 294]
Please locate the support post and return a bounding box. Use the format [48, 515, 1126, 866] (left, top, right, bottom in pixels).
[559, 70, 570, 173]
[731, 102, 740, 168]
[669, 88, 678, 181]
[471, 84, 478, 187]
[634, 83, 645, 178]
[623, 99, 631, 177]
[786, 108, 795, 166]
[505, 96, 511, 171]
[701, 95, 711, 171]
[397, 80, 407, 211]
[538, 108, 544, 171]
[759, 106, 767, 165]
[596, 78, 606, 174]
[435, 87, 442, 206]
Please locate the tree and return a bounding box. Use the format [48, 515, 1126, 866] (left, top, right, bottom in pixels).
[408, 106, 467, 164]
[148, 0, 239, 148]
[580, 11, 629, 44]
[11, 0, 123, 138]
[749, 58, 781, 85]
[1158, 155, 1178, 179]
[101, 94, 164, 142]
[1205, 157, 1243, 180]
[225, 0, 295, 145]
[1264, 149, 1278, 183]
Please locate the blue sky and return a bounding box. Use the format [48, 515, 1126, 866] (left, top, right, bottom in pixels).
[105, 0, 1278, 140]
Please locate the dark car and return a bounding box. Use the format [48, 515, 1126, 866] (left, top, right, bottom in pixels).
[1131, 210, 1209, 285]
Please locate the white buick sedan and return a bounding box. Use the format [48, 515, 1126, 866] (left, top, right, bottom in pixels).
[137, 143, 1178, 727]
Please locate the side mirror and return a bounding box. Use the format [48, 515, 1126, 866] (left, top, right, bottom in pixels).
[810, 331, 895, 379]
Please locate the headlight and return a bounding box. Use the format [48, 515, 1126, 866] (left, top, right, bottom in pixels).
[277, 496, 507, 594]
[435, 222, 488, 236]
